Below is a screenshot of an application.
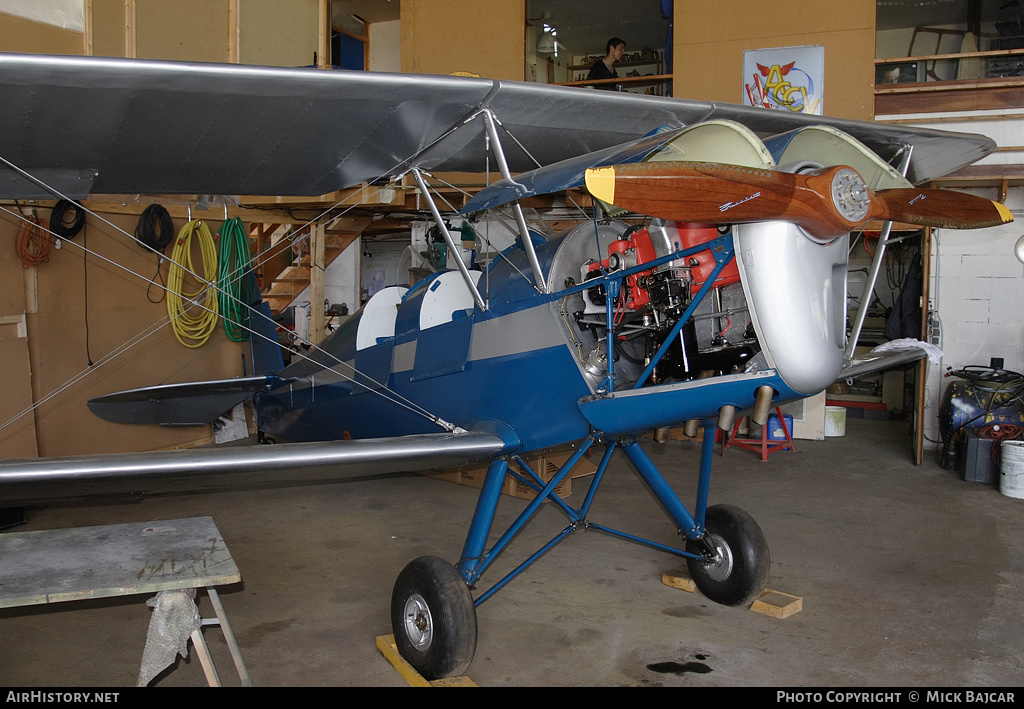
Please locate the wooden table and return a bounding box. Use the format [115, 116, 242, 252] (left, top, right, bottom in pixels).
[0, 516, 249, 686]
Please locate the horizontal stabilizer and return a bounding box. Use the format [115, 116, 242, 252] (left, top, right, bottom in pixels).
[0, 431, 512, 506]
[87, 375, 285, 426]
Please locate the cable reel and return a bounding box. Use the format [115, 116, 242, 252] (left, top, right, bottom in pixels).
[134, 204, 176, 303]
[50, 200, 86, 240]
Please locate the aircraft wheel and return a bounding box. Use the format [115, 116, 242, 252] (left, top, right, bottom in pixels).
[685, 504, 770, 606]
[391, 556, 477, 680]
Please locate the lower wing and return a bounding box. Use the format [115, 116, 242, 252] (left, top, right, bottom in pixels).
[0, 431, 511, 506]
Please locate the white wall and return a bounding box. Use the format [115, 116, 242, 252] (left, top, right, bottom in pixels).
[871, 110, 1024, 449]
[294, 237, 360, 313]
[368, 19, 400, 72]
[922, 188, 1024, 449]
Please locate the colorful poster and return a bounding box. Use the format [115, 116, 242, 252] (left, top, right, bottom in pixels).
[743, 45, 824, 114]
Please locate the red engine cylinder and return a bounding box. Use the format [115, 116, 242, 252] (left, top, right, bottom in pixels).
[676, 224, 740, 289]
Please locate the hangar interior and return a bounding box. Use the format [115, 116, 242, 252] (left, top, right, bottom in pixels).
[0, 0, 1023, 688]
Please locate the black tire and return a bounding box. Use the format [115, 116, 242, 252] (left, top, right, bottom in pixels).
[685, 504, 770, 606]
[391, 556, 477, 679]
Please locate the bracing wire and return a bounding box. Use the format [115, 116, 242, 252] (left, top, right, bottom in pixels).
[0, 107, 521, 436]
[0, 203, 451, 436]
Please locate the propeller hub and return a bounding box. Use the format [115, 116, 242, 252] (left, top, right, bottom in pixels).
[830, 168, 870, 223]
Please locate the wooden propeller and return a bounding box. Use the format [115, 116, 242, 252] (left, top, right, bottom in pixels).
[584, 161, 1012, 240]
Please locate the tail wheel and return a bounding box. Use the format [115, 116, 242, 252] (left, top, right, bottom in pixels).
[685, 504, 770, 606]
[391, 556, 477, 680]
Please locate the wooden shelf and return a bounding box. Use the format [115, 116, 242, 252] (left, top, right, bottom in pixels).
[555, 73, 672, 90]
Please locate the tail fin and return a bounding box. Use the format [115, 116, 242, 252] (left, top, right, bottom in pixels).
[249, 301, 284, 375]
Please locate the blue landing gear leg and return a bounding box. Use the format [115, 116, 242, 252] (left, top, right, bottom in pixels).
[389, 459, 512, 679]
[621, 423, 770, 607]
[389, 428, 770, 678]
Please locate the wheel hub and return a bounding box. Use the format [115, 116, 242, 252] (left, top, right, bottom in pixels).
[700, 532, 735, 582]
[403, 593, 433, 650]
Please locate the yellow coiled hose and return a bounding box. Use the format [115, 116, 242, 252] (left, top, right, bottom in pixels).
[167, 219, 219, 348]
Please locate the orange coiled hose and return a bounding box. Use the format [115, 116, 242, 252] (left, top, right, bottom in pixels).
[16, 216, 53, 268]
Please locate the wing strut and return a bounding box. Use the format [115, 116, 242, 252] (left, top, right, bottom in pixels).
[845, 145, 912, 360]
[480, 110, 547, 293]
[411, 169, 487, 311]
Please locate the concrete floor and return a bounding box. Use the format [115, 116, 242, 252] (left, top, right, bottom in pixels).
[1, 418, 1022, 687]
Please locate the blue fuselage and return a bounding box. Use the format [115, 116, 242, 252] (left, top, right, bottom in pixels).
[255, 225, 810, 453]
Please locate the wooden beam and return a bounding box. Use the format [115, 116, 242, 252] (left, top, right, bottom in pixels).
[875, 82, 1024, 115]
[66, 199, 321, 224]
[875, 47, 1024, 66]
[310, 219, 326, 343]
[242, 182, 406, 208]
[324, 215, 372, 236]
[318, 0, 330, 69]
[227, 0, 240, 63]
[84, 0, 94, 56]
[124, 0, 136, 59]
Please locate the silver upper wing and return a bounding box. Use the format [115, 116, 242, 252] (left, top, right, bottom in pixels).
[0, 52, 996, 199]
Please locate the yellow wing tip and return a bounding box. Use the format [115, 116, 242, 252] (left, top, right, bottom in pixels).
[995, 201, 1014, 224]
[585, 166, 616, 205]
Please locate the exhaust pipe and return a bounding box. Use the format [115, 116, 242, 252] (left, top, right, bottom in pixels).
[752, 385, 774, 426]
[717, 405, 736, 432]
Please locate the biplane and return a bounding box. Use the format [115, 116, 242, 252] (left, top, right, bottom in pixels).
[0, 53, 1010, 679]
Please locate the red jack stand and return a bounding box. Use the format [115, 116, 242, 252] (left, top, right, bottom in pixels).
[723, 407, 796, 462]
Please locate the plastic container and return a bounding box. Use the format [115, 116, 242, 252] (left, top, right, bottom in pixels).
[824, 406, 847, 437]
[1000, 440, 1024, 499]
[767, 414, 794, 441]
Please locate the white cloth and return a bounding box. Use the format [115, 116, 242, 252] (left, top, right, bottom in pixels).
[872, 338, 943, 365]
[136, 589, 202, 687]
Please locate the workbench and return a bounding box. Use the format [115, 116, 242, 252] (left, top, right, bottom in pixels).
[0, 516, 249, 686]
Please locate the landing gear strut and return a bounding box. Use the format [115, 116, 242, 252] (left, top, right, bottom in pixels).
[389, 426, 771, 679]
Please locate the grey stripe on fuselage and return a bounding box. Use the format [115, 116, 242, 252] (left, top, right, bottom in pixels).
[387, 303, 566, 374]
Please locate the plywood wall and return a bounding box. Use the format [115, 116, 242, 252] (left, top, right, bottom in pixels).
[0, 9, 83, 54]
[0, 244, 37, 459]
[88, 0, 319, 66]
[0, 208, 247, 459]
[239, 0, 319, 68]
[673, 0, 876, 120]
[89, 0, 127, 57]
[400, 0, 525, 79]
[134, 0, 230, 62]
